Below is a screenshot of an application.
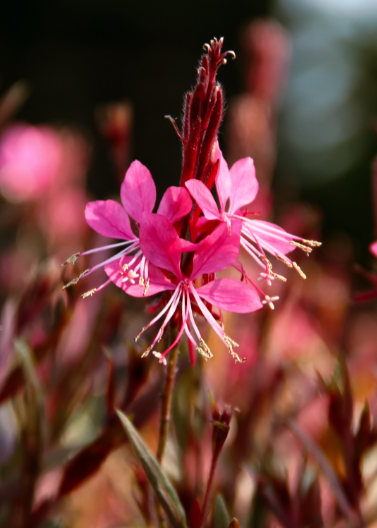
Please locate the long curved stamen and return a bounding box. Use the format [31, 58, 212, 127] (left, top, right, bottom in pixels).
[80, 240, 136, 257]
[240, 238, 266, 269]
[81, 278, 112, 298]
[143, 287, 183, 357]
[155, 289, 189, 364]
[62, 247, 131, 290]
[184, 289, 213, 361]
[189, 283, 244, 362]
[189, 284, 224, 341]
[135, 287, 180, 343]
[184, 289, 201, 348]
[234, 215, 321, 248]
[242, 225, 293, 262]
[81, 248, 130, 278]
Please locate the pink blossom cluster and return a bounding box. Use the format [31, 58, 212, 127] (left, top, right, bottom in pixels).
[63, 144, 320, 366]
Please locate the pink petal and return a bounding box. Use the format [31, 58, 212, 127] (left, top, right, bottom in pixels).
[85, 200, 136, 240]
[180, 239, 198, 252]
[245, 220, 295, 255]
[139, 212, 184, 278]
[229, 157, 259, 213]
[190, 220, 241, 280]
[185, 180, 220, 220]
[214, 146, 231, 212]
[370, 241, 377, 258]
[157, 186, 193, 223]
[197, 278, 263, 313]
[120, 160, 156, 223]
[105, 257, 175, 297]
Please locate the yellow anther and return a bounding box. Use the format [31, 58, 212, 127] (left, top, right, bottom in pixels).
[143, 279, 150, 296]
[62, 269, 89, 290]
[293, 262, 307, 279]
[290, 241, 312, 254]
[195, 339, 213, 361]
[276, 255, 293, 268]
[82, 288, 97, 299]
[302, 239, 322, 247]
[62, 252, 80, 267]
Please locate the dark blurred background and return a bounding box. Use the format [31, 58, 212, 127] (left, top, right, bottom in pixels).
[0, 0, 376, 260]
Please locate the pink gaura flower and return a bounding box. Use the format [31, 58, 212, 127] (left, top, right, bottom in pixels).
[104, 213, 262, 365]
[186, 146, 321, 286]
[62, 160, 192, 296]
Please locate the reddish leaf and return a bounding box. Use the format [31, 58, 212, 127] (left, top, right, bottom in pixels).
[189, 498, 201, 528]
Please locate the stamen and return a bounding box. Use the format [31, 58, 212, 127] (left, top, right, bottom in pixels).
[141, 345, 152, 358]
[143, 279, 150, 296]
[293, 262, 307, 279]
[290, 241, 312, 254]
[80, 240, 135, 257]
[271, 272, 287, 282]
[82, 288, 97, 298]
[62, 269, 89, 290]
[62, 253, 80, 267]
[276, 254, 293, 268]
[195, 338, 213, 361]
[262, 295, 279, 310]
[223, 334, 245, 363]
[135, 327, 146, 342]
[302, 239, 322, 248]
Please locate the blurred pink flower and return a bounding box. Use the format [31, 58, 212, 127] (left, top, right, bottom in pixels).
[0, 124, 63, 202]
[370, 240, 377, 258]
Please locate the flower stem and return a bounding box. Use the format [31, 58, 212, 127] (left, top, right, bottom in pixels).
[199, 450, 220, 528]
[155, 335, 179, 528]
[156, 343, 178, 463]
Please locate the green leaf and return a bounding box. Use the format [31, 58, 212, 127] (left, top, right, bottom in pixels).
[214, 495, 230, 528]
[116, 410, 187, 528]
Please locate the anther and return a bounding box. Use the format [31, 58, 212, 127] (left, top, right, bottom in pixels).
[62, 269, 89, 290]
[196, 339, 213, 360]
[302, 239, 322, 248]
[62, 252, 80, 267]
[143, 279, 150, 296]
[141, 346, 152, 358]
[276, 254, 293, 268]
[290, 241, 312, 254]
[82, 288, 97, 299]
[223, 334, 245, 363]
[271, 272, 287, 282]
[293, 262, 307, 279]
[135, 326, 146, 342]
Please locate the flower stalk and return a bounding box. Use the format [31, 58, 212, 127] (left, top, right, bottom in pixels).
[199, 402, 233, 528]
[156, 332, 178, 463]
